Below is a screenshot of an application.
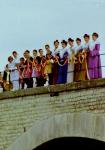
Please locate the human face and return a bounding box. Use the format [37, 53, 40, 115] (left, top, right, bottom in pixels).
[92, 35, 97, 41]
[84, 37, 90, 43]
[13, 52, 17, 58]
[24, 52, 29, 59]
[39, 49, 43, 56]
[9, 58, 13, 63]
[61, 43, 66, 49]
[68, 41, 73, 47]
[45, 46, 50, 51]
[76, 40, 81, 46]
[54, 42, 59, 49]
[25, 52, 30, 59]
[33, 51, 37, 57]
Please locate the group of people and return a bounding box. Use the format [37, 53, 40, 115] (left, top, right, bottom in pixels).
[0, 32, 102, 91]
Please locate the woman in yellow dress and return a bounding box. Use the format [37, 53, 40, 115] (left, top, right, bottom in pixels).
[44, 53, 53, 85]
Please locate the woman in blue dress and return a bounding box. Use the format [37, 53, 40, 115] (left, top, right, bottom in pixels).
[57, 40, 69, 84]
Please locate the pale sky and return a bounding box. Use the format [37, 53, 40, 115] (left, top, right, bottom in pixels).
[0, 0, 105, 76]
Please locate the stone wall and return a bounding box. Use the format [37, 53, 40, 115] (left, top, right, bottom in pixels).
[8, 112, 105, 150]
[0, 78, 105, 149]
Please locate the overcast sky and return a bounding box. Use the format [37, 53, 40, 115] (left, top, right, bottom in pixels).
[0, 0, 105, 76]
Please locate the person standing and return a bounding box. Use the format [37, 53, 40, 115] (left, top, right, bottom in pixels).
[12, 51, 20, 64]
[35, 56, 45, 87]
[7, 56, 19, 90]
[88, 33, 102, 79]
[23, 50, 33, 88]
[67, 38, 75, 83]
[83, 34, 91, 80]
[12, 51, 20, 90]
[3, 64, 13, 91]
[52, 40, 59, 85]
[44, 54, 53, 85]
[57, 40, 69, 84]
[74, 38, 83, 82]
[32, 50, 38, 87]
[18, 57, 25, 89]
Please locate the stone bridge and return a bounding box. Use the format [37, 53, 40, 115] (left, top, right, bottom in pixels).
[0, 79, 105, 149]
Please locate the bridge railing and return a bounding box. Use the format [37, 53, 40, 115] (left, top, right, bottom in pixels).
[0, 53, 104, 91]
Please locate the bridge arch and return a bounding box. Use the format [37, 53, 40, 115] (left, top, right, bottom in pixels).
[33, 137, 105, 150]
[8, 112, 105, 150]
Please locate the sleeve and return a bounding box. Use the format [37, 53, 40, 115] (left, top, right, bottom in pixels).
[90, 44, 100, 56]
[64, 51, 69, 59]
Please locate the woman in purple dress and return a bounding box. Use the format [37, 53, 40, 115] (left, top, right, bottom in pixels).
[88, 33, 102, 79]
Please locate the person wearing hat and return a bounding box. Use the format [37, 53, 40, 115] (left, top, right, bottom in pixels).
[88, 33, 102, 79]
[57, 40, 69, 84]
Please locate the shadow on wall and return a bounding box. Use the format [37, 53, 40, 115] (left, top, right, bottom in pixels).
[33, 137, 105, 150]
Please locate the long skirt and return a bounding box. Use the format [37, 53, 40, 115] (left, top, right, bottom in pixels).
[88, 54, 102, 79]
[74, 61, 87, 82]
[67, 63, 74, 83]
[10, 70, 19, 90]
[57, 64, 68, 84]
[52, 63, 58, 85]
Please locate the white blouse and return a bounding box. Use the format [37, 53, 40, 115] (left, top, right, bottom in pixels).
[59, 47, 69, 59]
[89, 39, 100, 51]
[74, 44, 82, 54]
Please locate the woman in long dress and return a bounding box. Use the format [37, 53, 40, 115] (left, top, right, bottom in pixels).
[8, 56, 19, 90]
[12, 51, 20, 90]
[57, 40, 69, 84]
[74, 38, 83, 81]
[67, 38, 75, 83]
[83, 34, 91, 80]
[88, 33, 102, 79]
[52, 40, 59, 85]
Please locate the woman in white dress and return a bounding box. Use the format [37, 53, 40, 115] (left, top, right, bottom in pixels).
[67, 38, 75, 83]
[8, 56, 19, 91]
[12, 51, 20, 90]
